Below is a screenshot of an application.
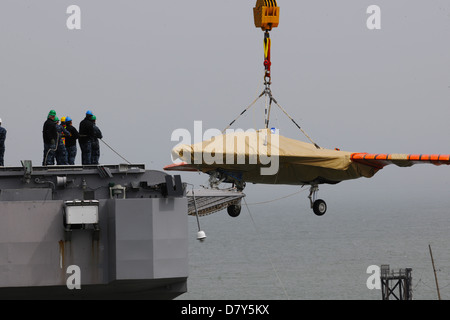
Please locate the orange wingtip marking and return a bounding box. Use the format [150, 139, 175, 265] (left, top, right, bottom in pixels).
[351, 153, 388, 160]
[350, 153, 366, 160]
[352, 153, 450, 165]
[430, 154, 440, 161]
[408, 154, 450, 163]
[375, 154, 388, 160]
[163, 162, 199, 172]
[350, 153, 387, 169]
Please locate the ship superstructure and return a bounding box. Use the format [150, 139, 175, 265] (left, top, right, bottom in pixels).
[0, 162, 188, 299]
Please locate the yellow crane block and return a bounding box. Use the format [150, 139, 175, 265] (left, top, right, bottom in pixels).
[253, 0, 280, 31]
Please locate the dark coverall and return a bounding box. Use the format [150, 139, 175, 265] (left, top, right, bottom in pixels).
[65, 123, 80, 165]
[55, 123, 70, 165]
[42, 118, 57, 166]
[0, 125, 6, 166]
[79, 116, 95, 165]
[91, 124, 103, 165]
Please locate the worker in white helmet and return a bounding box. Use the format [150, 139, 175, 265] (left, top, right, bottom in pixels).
[0, 118, 6, 166]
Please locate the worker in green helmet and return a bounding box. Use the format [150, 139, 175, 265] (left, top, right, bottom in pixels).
[42, 110, 58, 165]
[91, 115, 103, 165]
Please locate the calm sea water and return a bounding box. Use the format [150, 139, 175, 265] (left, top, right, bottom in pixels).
[176, 183, 450, 300]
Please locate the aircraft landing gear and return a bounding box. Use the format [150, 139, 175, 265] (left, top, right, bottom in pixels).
[308, 185, 327, 216]
[227, 204, 242, 217]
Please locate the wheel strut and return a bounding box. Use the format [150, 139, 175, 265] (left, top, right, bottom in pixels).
[308, 185, 327, 216]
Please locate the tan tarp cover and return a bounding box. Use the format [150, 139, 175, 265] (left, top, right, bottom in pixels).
[171, 129, 378, 185]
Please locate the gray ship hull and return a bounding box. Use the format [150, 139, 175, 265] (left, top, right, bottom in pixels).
[0, 163, 188, 299]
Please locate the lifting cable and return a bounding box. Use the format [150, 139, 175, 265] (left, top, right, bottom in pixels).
[44, 136, 132, 166]
[222, 80, 320, 149]
[222, 90, 265, 133]
[99, 138, 132, 164]
[222, 0, 321, 149]
[271, 98, 321, 149]
[243, 197, 290, 300]
[245, 188, 306, 206]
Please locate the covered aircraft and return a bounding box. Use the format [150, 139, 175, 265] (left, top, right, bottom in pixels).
[164, 129, 450, 216]
[165, 1, 450, 217]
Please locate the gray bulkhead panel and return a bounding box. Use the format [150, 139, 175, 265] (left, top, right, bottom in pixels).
[108, 198, 188, 282]
[0, 164, 188, 298]
[0, 197, 187, 289]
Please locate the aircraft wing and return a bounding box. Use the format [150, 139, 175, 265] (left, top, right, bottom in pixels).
[350, 153, 450, 169]
[164, 129, 450, 185]
[164, 162, 201, 172]
[165, 153, 450, 173]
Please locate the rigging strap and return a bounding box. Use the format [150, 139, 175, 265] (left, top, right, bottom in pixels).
[222, 90, 265, 133]
[222, 84, 320, 149]
[263, 31, 272, 84]
[271, 97, 321, 149]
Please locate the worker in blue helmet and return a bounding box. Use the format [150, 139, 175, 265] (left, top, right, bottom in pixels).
[78, 110, 95, 165]
[64, 116, 80, 165]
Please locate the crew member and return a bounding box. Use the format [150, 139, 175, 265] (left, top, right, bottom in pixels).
[60, 117, 67, 146]
[0, 118, 6, 166]
[91, 115, 103, 165]
[42, 110, 58, 166]
[64, 116, 80, 165]
[55, 117, 70, 165]
[79, 110, 95, 165]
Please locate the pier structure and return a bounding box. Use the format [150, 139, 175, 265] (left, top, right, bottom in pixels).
[380, 265, 413, 300]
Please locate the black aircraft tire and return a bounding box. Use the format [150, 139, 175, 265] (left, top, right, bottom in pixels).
[313, 199, 327, 216]
[227, 204, 241, 217]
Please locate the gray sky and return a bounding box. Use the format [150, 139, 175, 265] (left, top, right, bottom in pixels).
[1, 1, 450, 206]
